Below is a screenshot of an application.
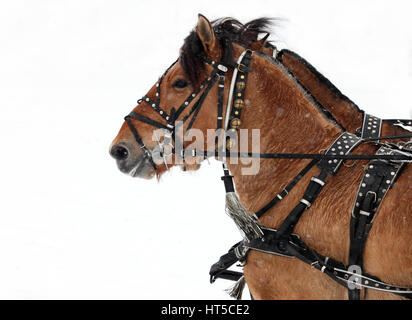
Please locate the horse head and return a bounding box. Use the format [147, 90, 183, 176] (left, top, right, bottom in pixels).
[109, 15, 273, 179]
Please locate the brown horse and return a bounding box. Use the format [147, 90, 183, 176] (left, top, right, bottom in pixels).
[110, 15, 412, 299]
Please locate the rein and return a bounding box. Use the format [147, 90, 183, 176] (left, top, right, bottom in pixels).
[123, 41, 412, 300]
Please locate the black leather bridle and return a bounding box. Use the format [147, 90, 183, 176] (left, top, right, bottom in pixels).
[123, 38, 239, 171]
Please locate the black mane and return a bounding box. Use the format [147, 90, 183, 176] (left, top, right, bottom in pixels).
[180, 17, 275, 88]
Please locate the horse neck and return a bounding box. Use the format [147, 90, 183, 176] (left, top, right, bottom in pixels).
[227, 50, 342, 214]
[279, 49, 363, 133]
[277, 50, 411, 140]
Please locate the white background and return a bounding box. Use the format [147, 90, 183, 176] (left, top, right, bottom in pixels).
[0, 0, 411, 299]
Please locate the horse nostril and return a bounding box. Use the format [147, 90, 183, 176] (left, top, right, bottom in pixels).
[110, 144, 129, 161]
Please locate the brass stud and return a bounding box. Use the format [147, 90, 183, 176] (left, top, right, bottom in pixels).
[234, 99, 244, 109]
[226, 139, 235, 149]
[231, 118, 241, 129]
[240, 75, 245, 80]
[236, 81, 245, 90]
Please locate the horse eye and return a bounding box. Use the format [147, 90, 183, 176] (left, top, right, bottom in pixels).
[172, 79, 188, 89]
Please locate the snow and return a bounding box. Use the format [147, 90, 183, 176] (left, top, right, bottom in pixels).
[0, 0, 411, 299]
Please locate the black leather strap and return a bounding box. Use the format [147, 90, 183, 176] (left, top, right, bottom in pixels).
[141, 95, 172, 123]
[275, 170, 328, 243]
[255, 159, 318, 218]
[361, 113, 382, 141]
[216, 74, 225, 131]
[348, 145, 407, 299]
[318, 132, 362, 174]
[209, 241, 245, 283]
[174, 75, 217, 120]
[276, 132, 361, 242]
[124, 116, 157, 169]
[245, 226, 412, 299]
[384, 119, 412, 127]
[186, 73, 219, 132]
[127, 112, 171, 130]
[221, 164, 235, 193]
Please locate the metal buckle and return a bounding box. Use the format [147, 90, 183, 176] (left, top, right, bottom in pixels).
[359, 210, 371, 217]
[234, 245, 249, 260]
[311, 177, 325, 186]
[217, 64, 228, 72]
[403, 142, 412, 152]
[366, 191, 377, 203]
[300, 198, 311, 208]
[237, 63, 247, 73]
[276, 189, 289, 200]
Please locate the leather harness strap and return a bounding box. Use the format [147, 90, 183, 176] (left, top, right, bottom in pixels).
[362, 113, 382, 141]
[348, 145, 408, 299]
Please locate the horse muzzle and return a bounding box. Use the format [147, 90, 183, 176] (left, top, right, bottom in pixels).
[110, 143, 156, 179]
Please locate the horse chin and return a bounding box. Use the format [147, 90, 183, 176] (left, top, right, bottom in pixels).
[131, 167, 156, 180]
[130, 158, 203, 180]
[125, 157, 156, 180]
[179, 163, 202, 172]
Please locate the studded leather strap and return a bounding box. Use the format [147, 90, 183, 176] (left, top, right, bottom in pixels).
[362, 113, 382, 141]
[245, 225, 412, 299]
[348, 145, 408, 299]
[384, 119, 412, 128]
[352, 146, 406, 220]
[318, 132, 362, 174]
[227, 50, 253, 132]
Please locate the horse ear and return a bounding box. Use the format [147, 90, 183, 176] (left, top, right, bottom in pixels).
[250, 33, 274, 56]
[196, 14, 218, 57]
[259, 33, 270, 46]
